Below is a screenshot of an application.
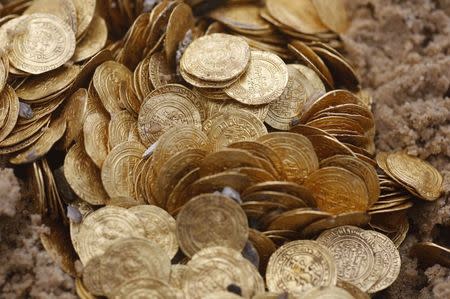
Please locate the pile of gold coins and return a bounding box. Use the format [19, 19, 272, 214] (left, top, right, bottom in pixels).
[0, 0, 447, 298]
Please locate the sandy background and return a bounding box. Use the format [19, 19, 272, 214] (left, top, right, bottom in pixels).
[0, 0, 449, 298]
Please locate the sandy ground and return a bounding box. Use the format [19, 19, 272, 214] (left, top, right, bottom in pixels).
[0, 0, 449, 298]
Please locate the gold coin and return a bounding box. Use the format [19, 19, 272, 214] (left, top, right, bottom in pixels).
[0, 85, 19, 143]
[149, 51, 178, 89]
[225, 51, 288, 105]
[203, 110, 268, 151]
[312, 0, 349, 33]
[64, 142, 108, 205]
[266, 240, 337, 293]
[25, 0, 77, 33]
[386, 152, 443, 201]
[83, 112, 109, 168]
[305, 135, 355, 161]
[267, 209, 331, 231]
[112, 277, 183, 299]
[76, 206, 145, 264]
[199, 148, 262, 177]
[266, 65, 309, 130]
[108, 110, 138, 148]
[302, 286, 354, 299]
[10, 13, 76, 74]
[101, 141, 145, 199]
[317, 226, 377, 291]
[166, 168, 200, 214]
[73, 15, 108, 62]
[181, 33, 250, 82]
[128, 205, 179, 259]
[59, 88, 88, 149]
[209, 3, 271, 32]
[99, 238, 171, 296]
[292, 64, 326, 97]
[176, 194, 249, 257]
[0, 54, 9, 93]
[188, 171, 252, 198]
[364, 230, 401, 293]
[72, 0, 96, 38]
[206, 98, 269, 121]
[301, 212, 370, 237]
[304, 166, 369, 214]
[138, 87, 202, 146]
[258, 132, 319, 183]
[82, 256, 104, 296]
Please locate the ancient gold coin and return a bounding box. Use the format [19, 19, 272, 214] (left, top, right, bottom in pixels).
[292, 64, 326, 97]
[206, 98, 269, 121]
[225, 51, 288, 105]
[203, 292, 243, 299]
[181, 33, 250, 82]
[176, 194, 248, 257]
[83, 112, 109, 168]
[386, 152, 443, 201]
[266, 65, 309, 130]
[301, 212, 370, 237]
[82, 256, 104, 296]
[203, 110, 267, 151]
[112, 277, 183, 299]
[312, 0, 349, 33]
[101, 141, 145, 199]
[99, 238, 171, 297]
[317, 226, 377, 291]
[24, 0, 77, 33]
[166, 168, 200, 214]
[73, 15, 108, 62]
[128, 205, 178, 259]
[266, 240, 337, 293]
[72, 0, 96, 38]
[304, 167, 369, 214]
[76, 206, 145, 264]
[149, 51, 178, 89]
[209, 3, 271, 32]
[10, 13, 76, 74]
[64, 142, 108, 205]
[108, 110, 138, 148]
[138, 87, 202, 146]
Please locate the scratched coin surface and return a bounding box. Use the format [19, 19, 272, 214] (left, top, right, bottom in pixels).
[176, 194, 249, 257]
[266, 240, 337, 293]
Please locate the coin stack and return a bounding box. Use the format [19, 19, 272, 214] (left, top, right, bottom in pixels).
[0, 0, 446, 298]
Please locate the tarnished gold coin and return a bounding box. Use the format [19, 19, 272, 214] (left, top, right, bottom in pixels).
[64, 142, 108, 205]
[292, 64, 326, 97]
[203, 110, 268, 151]
[99, 238, 171, 296]
[128, 205, 178, 259]
[304, 167, 369, 214]
[176, 194, 248, 257]
[317, 226, 377, 291]
[386, 152, 443, 201]
[101, 141, 145, 199]
[138, 87, 202, 146]
[266, 240, 337, 293]
[112, 277, 183, 299]
[225, 51, 288, 105]
[76, 206, 145, 264]
[73, 15, 108, 62]
[266, 65, 309, 130]
[301, 212, 370, 237]
[149, 51, 178, 89]
[10, 13, 76, 74]
[181, 33, 250, 82]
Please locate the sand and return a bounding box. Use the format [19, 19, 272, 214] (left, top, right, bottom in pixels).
[0, 0, 449, 297]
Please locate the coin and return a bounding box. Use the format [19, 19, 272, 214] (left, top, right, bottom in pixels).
[73, 15, 108, 62]
[317, 226, 377, 291]
[72, 0, 96, 38]
[312, 0, 349, 33]
[181, 33, 250, 82]
[176, 193, 249, 257]
[112, 277, 183, 299]
[225, 51, 288, 105]
[266, 240, 337, 293]
[82, 256, 104, 296]
[83, 112, 109, 168]
[59, 88, 88, 149]
[301, 212, 370, 237]
[76, 206, 145, 264]
[0, 85, 19, 143]
[10, 13, 76, 74]
[206, 98, 269, 121]
[128, 205, 179, 259]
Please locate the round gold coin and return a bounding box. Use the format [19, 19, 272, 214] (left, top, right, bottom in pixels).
[72, 0, 96, 38]
[10, 13, 76, 74]
[128, 205, 179, 259]
[203, 110, 268, 151]
[76, 206, 146, 264]
[317, 226, 376, 291]
[112, 277, 183, 299]
[266, 240, 337, 293]
[138, 88, 202, 146]
[99, 238, 171, 297]
[73, 15, 108, 62]
[176, 194, 249, 257]
[225, 51, 288, 105]
[181, 33, 250, 82]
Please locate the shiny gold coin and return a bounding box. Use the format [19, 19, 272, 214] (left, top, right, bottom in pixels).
[304, 167, 369, 214]
[59, 88, 88, 149]
[305, 135, 355, 161]
[99, 238, 171, 297]
[208, 3, 271, 32]
[301, 212, 370, 237]
[73, 15, 108, 62]
[386, 152, 443, 201]
[266, 240, 337, 293]
[292, 64, 326, 97]
[363, 230, 401, 293]
[10, 13, 76, 74]
[64, 142, 108, 205]
[203, 110, 267, 151]
[76, 206, 145, 264]
[112, 277, 183, 299]
[0, 85, 19, 143]
[225, 51, 288, 105]
[176, 193, 248, 257]
[128, 205, 178, 259]
[83, 112, 109, 168]
[317, 226, 377, 291]
[266, 65, 309, 130]
[101, 141, 145, 199]
[258, 132, 319, 183]
[181, 33, 250, 82]
[138, 87, 202, 146]
[72, 0, 96, 38]
[82, 256, 104, 296]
